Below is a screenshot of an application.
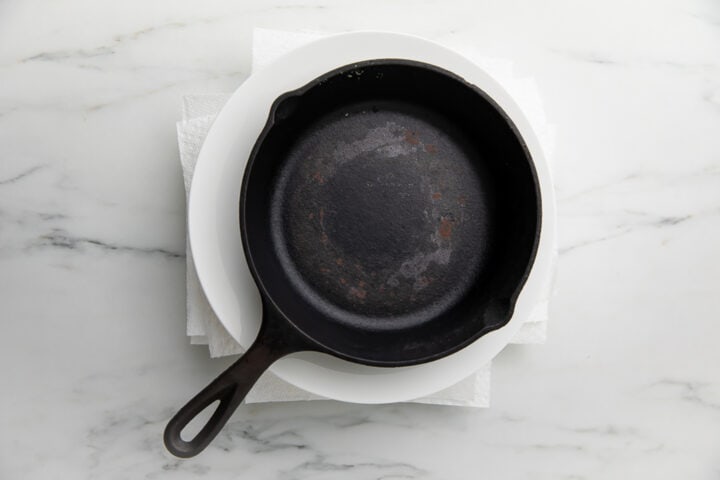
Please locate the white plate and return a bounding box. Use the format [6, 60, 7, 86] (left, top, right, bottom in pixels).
[188, 32, 556, 403]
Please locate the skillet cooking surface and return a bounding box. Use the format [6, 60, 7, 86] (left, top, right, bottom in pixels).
[274, 101, 492, 325]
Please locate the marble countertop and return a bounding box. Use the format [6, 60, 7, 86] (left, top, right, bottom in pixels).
[1, 0, 719, 478]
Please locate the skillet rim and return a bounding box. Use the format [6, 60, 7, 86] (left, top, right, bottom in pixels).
[239, 58, 542, 367]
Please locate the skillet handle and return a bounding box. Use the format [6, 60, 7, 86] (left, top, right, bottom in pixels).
[164, 311, 309, 458]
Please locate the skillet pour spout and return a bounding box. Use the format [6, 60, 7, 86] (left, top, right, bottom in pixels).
[165, 59, 541, 457]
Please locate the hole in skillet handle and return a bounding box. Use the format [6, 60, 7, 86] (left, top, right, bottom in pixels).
[180, 399, 220, 441]
[163, 307, 315, 458]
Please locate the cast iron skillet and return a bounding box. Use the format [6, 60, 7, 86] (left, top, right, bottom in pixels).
[164, 59, 541, 458]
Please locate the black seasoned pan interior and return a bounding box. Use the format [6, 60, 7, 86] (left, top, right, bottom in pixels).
[242, 59, 541, 366]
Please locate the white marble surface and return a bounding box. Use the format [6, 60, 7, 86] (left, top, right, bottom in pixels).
[1, 0, 719, 477]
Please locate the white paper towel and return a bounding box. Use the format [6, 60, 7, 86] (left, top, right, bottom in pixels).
[177, 28, 556, 406]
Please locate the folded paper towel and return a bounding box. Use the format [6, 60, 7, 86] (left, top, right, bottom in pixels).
[177, 28, 555, 406]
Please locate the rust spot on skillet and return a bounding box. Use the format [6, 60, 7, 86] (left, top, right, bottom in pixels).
[439, 216, 454, 239]
[403, 129, 420, 145]
[349, 286, 367, 300]
[311, 171, 326, 184]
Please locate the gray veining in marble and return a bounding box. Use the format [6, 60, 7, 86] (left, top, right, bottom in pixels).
[1, 0, 719, 478]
